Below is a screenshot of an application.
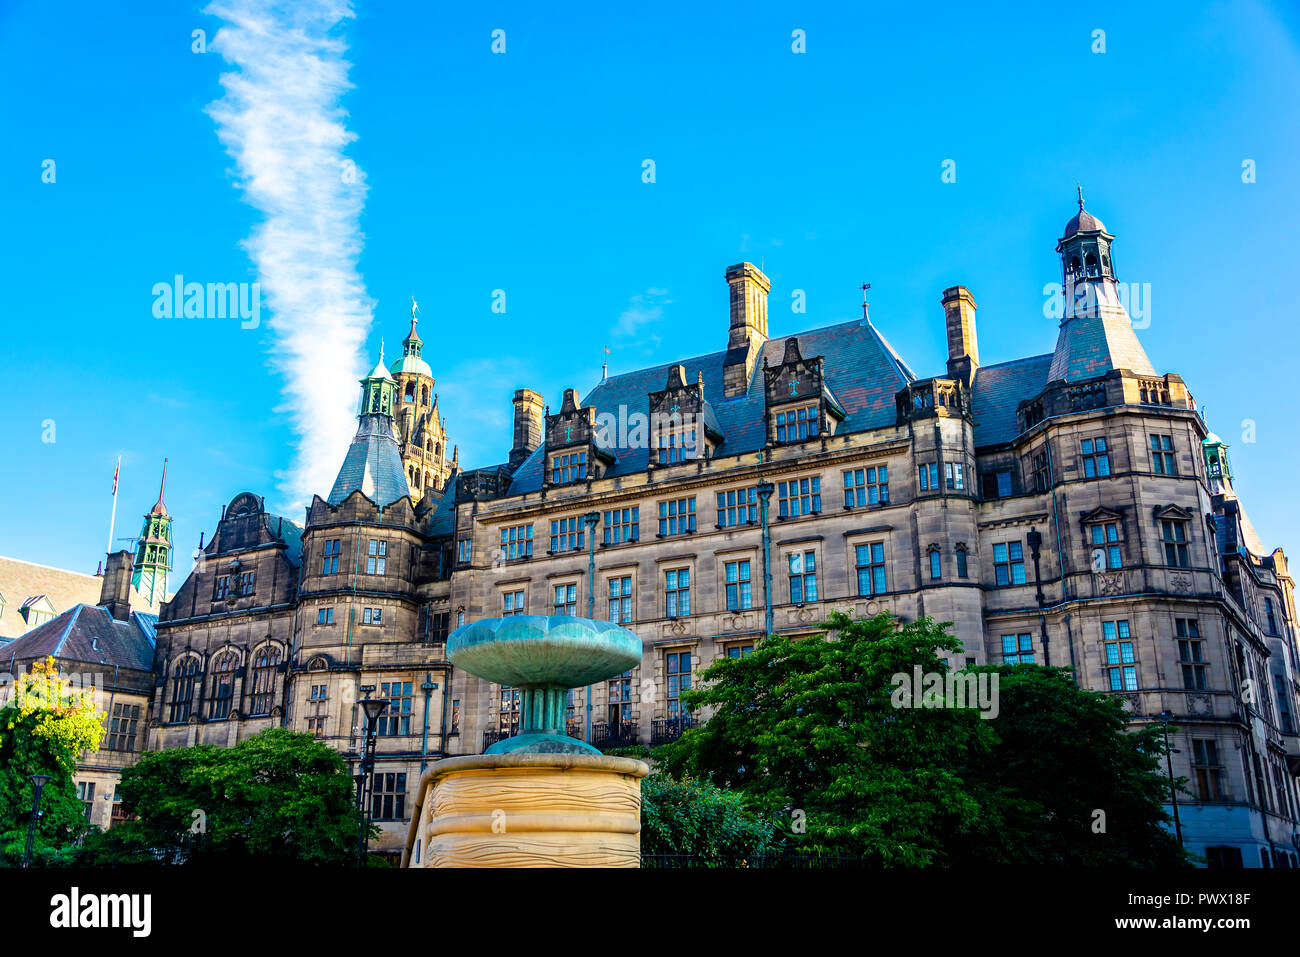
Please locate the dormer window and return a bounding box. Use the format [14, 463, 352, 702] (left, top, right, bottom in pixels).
[551, 450, 587, 484]
[656, 423, 698, 465]
[775, 405, 819, 442]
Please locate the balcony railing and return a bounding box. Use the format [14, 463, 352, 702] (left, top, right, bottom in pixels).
[482, 728, 515, 751]
[566, 722, 584, 740]
[651, 715, 693, 745]
[591, 721, 638, 749]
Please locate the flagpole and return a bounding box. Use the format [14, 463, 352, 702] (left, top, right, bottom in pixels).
[107, 455, 121, 557]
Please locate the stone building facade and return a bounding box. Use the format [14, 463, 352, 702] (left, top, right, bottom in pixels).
[11, 197, 1296, 866]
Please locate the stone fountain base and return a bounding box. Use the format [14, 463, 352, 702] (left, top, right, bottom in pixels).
[403, 753, 650, 868]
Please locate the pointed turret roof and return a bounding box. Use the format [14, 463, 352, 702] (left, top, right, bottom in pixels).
[328, 344, 412, 507]
[148, 458, 169, 518]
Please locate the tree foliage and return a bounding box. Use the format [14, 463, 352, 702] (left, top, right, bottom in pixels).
[79, 728, 369, 867]
[0, 657, 104, 866]
[640, 774, 782, 862]
[657, 612, 1189, 867]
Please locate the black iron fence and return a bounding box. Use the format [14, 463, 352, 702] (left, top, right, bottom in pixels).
[591, 721, 638, 748]
[650, 715, 692, 744]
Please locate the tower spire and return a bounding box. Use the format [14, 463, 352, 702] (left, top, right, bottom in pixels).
[151, 457, 168, 516]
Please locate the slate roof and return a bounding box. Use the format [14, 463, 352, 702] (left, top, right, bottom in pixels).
[506, 317, 916, 496]
[327, 414, 413, 508]
[970, 354, 1053, 448]
[427, 489, 457, 537]
[0, 555, 163, 639]
[264, 513, 304, 566]
[1, 604, 158, 672]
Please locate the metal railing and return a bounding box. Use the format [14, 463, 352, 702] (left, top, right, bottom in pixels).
[651, 715, 692, 744]
[591, 721, 638, 748]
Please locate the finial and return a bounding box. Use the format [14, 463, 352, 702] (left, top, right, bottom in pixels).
[379, 338, 385, 363]
[1077, 184, 1085, 211]
[861, 281, 871, 321]
[159, 457, 167, 501]
[411, 295, 419, 321]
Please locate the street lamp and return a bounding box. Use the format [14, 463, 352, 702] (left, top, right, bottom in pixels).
[756, 481, 775, 640]
[355, 696, 390, 866]
[583, 510, 600, 744]
[1157, 709, 1184, 846]
[23, 774, 51, 869]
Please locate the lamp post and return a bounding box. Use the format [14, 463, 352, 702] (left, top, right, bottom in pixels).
[355, 696, 390, 866]
[583, 510, 600, 744]
[23, 774, 51, 869]
[756, 481, 775, 640]
[1157, 709, 1184, 846]
[1026, 527, 1050, 665]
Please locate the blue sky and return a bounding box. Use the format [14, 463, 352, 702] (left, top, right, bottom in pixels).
[2, 0, 1298, 578]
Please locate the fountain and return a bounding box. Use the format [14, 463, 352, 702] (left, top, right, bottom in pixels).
[403, 615, 651, 868]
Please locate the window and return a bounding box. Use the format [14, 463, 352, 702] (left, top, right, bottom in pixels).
[666, 652, 692, 717]
[1089, 522, 1123, 570]
[789, 551, 818, 602]
[777, 476, 821, 517]
[1274, 674, 1294, 734]
[503, 590, 525, 616]
[317, 607, 334, 625]
[365, 539, 387, 575]
[928, 549, 942, 580]
[1081, 437, 1110, 478]
[456, 539, 471, 564]
[451, 699, 460, 734]
[944, 463, 965, 491]
[608, 576, 632, 624]
[551, 450, 587, 484]
[955, 546, 968, 579]
[1265, 598, 1278, 635]
[665, 568, 691, 617]
[717, 487, 757, 527]
[499, 686, 520, 734]
[249, 645, 281, 715]
[377, 681, 413, 736]
[657, 427, 697, 465]
[215, 575, 231, 599]
[1103, 620, 1137, 691]
[855, 543, 887, 596]
[917, 463, 938, 492]
[500, 524, 534, 560]
[658, 497, 696, 536]
[306, 684, 328, 736]
[371, 772, 408, 820]
[1177, 619, 1206, 690]
[238, 570, 255, 596]
[169, 657, 200, 723]
[993, 542, 1026, 586]
[1001, 634, 1034, 664]
[77, 781, 95, 820]
[362, 606, 383, 625]
[550, 516, 586, 552]
[1149, 434, 1177, 474]
[457, 610, 465, 627]
[1191, 740, 1223, 801]
[1031, 451, 1049, 492]
[208, 651, 237, 720]
[427, 611, 449, 642]
[843, 466, 889, 507]
[554, 583, 577, 616]
[608, 670, 633, 725]
[775, 405, 819, 442]
[1161, 519, 1189, 568]
[982, 470, 1013, 499]
[727, 645, 753, 659]
[105, 703, 140, 752]
[724, 561, 753, 610]
[602, 507, 639, 544]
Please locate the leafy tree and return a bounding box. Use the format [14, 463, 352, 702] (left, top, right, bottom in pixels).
[971, 663, 1188, 866]
[657, 612, 1003, 865]
[640, 774, 783, 863]
[0, 657, 105, 866]
[79, 728, 370, 867]
[658, 612, 1191, 867]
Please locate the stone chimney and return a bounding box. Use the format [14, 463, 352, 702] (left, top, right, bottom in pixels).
[510, 388, 546, 470]
[98, 549, 134, 621]
[942, 286, 979, 386]
[723, 262, 771, 397]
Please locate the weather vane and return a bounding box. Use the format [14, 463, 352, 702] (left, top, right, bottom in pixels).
[861, 281, 871, 321]
[411, 295, 420, 320]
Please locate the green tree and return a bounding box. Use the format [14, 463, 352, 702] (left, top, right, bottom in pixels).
[0, 657, 105, 866]
[640, 774, 783, 863]
[79, 728, 370, 867]
[657, 612, 1002, 865]
[971, 663, 1188, 866]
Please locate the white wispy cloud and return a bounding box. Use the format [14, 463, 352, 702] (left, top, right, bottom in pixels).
[205, 0, 371, 508]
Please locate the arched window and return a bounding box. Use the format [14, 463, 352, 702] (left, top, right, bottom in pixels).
[414, 469, 422, 488]
[421, 386, 429, 406]
[405, 382, 416, 402]
[1068, 256, 1081, 277]
[425, 439, 432, 453]
[436, 443, 442, 457]
[1084, 252, 1099, 277]
[208, 651, 238, 720]
[169, 657, 201, 723]
[249, 645, 281, 715]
